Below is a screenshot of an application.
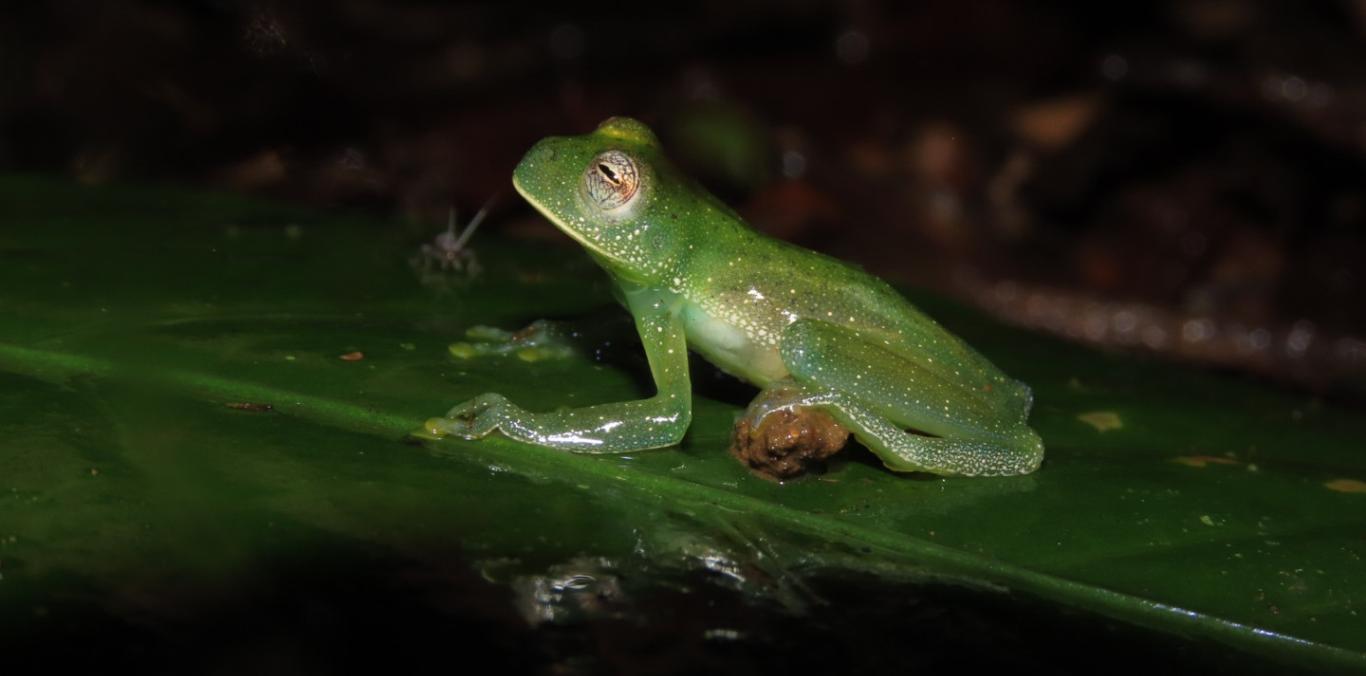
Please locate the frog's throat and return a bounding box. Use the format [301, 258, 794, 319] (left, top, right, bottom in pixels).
[512, 175, 612, 261]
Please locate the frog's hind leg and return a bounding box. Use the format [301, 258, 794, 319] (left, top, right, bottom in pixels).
[777, 319, 1043, 476]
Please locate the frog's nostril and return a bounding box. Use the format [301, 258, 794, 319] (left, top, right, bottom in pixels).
[528, 139, 558, 163]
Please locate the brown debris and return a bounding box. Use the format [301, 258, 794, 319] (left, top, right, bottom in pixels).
[729, 407, 850, 481]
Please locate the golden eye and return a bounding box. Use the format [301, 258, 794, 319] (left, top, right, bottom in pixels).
[583, 150, 639, 211]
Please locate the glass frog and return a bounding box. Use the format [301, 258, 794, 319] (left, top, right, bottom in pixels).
[424, 117, 1044, 477]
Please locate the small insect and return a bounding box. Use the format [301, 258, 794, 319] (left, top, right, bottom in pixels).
[410, 204, 490, 287]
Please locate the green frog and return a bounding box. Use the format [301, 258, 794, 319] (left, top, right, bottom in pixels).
[423, 117, 1043, 477]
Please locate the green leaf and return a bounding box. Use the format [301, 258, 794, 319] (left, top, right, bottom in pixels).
[2, 176, 1364, 670]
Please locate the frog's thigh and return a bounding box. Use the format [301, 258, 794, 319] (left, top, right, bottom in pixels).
[777, 320, 1042, 476]
[780, 320, 1015, 437]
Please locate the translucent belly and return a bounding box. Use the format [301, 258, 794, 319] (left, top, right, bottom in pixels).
[680, 301, 789, 386]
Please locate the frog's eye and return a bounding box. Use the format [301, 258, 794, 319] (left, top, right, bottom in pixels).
[583, 150, 640, 211]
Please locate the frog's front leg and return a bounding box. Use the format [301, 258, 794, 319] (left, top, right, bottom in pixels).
[424, 289, 692, 454]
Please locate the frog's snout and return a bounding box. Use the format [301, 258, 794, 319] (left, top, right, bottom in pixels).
[512, 138, 561, 191]
[526, 138, 558, 164]
[520, 137, 561, 169]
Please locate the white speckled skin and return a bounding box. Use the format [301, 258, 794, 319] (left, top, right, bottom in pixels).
[425, 117, 1043, 476]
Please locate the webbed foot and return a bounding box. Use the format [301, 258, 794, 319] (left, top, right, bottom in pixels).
[447, 320, 576, 362]
[423, 393, 524, 439]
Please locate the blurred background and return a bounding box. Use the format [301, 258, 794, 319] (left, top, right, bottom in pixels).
[4, 0, 1365, 393]
[6, 3, 1366, 673]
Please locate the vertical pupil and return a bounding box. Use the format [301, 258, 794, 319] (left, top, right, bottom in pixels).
[598, 164, 619, 184]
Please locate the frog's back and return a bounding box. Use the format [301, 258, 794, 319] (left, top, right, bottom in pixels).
[679, 226, 1031, 418]
[682, 228, 937, 345]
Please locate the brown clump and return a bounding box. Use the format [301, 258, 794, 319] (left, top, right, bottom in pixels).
[729, 407, 850, 480]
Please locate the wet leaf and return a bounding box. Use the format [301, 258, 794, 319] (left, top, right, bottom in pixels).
[1, 176, 1363, 671]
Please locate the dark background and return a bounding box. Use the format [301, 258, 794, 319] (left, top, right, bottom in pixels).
[4, 1, 1365, 392]
[3, 2, 1365, 672]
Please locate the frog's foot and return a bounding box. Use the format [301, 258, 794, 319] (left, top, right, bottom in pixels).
[729, 382, 850, 480]
[423, 392, 525, 440]
[448, 320, 576, 362]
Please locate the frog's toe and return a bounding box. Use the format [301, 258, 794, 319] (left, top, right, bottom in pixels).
[444, 392, 508, 418]
[435, 393, 520, 439]
[447, 342, 479, 359]
[450, 322, 577, 361]
[423, 415, 469, 438]
[464, 325, 515, 341]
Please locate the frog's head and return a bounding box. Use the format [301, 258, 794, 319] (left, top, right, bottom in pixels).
[512, 117, 693, 283]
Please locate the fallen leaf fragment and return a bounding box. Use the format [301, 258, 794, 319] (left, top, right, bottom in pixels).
[1077, 410, 1123, 432]
[1324, 478, 1366, 494]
